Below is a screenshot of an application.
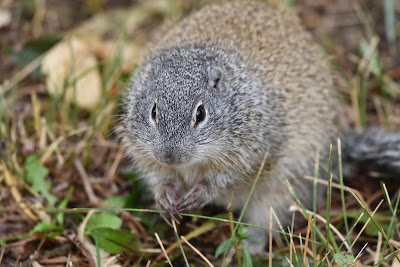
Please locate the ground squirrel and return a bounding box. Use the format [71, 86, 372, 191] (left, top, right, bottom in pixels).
[120, 2, 400, 253]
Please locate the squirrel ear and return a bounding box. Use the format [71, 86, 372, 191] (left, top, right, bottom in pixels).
[207, 66, 222, 90]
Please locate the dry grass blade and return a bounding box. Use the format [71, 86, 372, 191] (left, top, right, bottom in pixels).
[2, 162, 38, 221]
[40, 136, 64, 164]
[3, 53, 44, 94]
[285, 256, 295, 267]
[0, 248, 4, 263]
[357, 36, 379, 74]
[350, 199, 383, 248]
[288, 211, 298, 264]
[155, 221, 215, 262]
[290, 205, 350, 251]
[303, 175, 371, 213]
[303, 214, 313, 266]
[289, 215, 294, 264]
[31, 93, 41, 140]
[155, 232, 173, 267]
[181, 236, 214, 267]
[269, 207, 273, 267]
[298, 233, 303, 262]
[375, 232, 383, 265]
[354, 242, 369, 262]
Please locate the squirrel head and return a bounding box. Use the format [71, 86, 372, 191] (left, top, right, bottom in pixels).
[123, 47, 250, 169]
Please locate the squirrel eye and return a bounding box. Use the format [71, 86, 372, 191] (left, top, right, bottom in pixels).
[151, 103, 157, 121]
[195, 104, 206, 126]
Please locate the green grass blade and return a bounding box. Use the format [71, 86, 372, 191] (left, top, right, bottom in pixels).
[338, 139, 351, 252]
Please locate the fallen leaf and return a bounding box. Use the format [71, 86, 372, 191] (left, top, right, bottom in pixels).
[0, 8, 11, 29]
[70, 0, 177, 73]
[41, 37, 102, 110]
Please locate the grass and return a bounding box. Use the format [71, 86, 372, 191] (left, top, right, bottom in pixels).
[1, 0, 400, 266]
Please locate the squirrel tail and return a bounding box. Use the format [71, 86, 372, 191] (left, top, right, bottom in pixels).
[342, 128, 400, 176]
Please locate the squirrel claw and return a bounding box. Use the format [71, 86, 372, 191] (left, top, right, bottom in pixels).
[176, 183, 208, 212]
[156, 185, 183, 226]
[167, 206, 181, 224]
[176, 210, 183, 219]
[158, 203, 180, 226]
[160, 212, 173, 227]
[171, 205, 183, 219]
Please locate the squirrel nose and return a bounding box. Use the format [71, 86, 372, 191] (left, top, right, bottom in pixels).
[164, 151, 177, 165]
[159, 148, 183, 166]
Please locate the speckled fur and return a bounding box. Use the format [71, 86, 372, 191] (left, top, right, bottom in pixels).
[121, 2, 339, 253]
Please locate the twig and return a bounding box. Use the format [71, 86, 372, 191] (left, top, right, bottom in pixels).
[107, 147, 123, 180]
[74, 158, 99, 204]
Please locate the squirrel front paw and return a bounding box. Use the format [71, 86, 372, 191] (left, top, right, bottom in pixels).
[176, 182, 210, 212]
[155, 184, 182, 226]
[155, 181, 212, 226]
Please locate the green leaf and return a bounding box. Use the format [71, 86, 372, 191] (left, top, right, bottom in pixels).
[242, 245, 253, 267]
[382, 81, 398, 97]
[56, 186, 74, 225]
[85, 212, 122, 233]
[89, 228, 137, 254]
[25, 155, 57, 205]
[365, 218, 389, 237]
[359, 38, 382, 74]
[333, 252, 355, 266]
[215, 236, 237, 258]
[103, 195, 129, 208]
[30, 221, 61, 234]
